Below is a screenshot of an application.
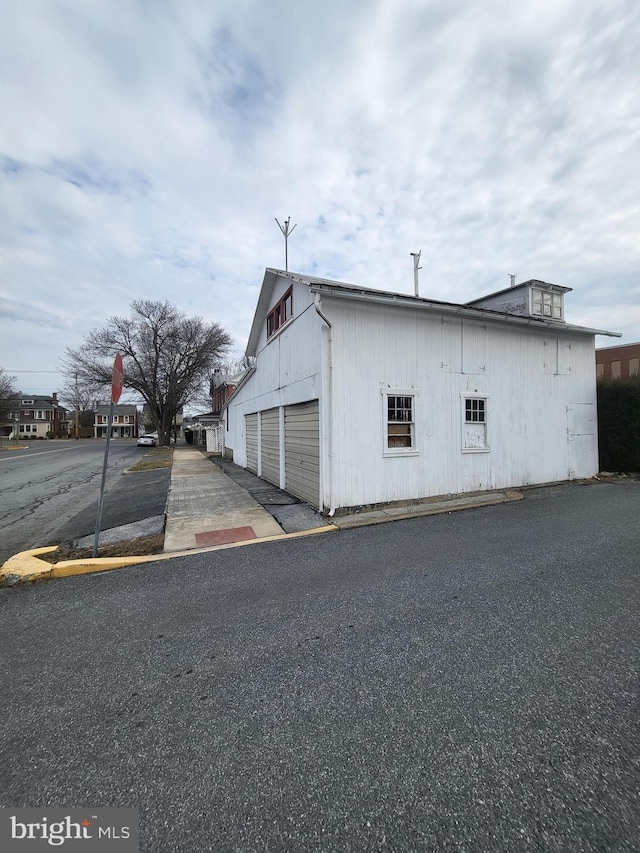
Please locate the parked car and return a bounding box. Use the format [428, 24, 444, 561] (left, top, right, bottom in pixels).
[137, 434, 157, 447]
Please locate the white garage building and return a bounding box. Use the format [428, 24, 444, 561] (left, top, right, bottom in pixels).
[223, 268, 618, 514]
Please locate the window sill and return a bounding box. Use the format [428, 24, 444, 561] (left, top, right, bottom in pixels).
[383, 449, 420, 458]
[266, 316, 294, 343]
[461, 447, 490, 454]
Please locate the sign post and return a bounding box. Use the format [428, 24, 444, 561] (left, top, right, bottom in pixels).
[93, 354, 124, 557]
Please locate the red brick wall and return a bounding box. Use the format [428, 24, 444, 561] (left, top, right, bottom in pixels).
[596, 343, 640, 380]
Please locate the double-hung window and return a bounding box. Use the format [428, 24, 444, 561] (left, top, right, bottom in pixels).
[384, 393, 416, 453]
[462, 396, 488, 451]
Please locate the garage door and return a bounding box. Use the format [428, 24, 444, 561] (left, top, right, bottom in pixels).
[245, 413, 258, 473]
[260, 408, 280, 486]
[285, 400, 320, 508]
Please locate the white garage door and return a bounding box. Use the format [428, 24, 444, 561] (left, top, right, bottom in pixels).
[260, 408, 280, 486]
[245, 413, 258, 473]
[285, 400, 320, 508]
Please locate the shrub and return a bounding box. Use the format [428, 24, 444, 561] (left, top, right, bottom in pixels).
[597, 378, 640, 472]
[46, 431, 55, 439]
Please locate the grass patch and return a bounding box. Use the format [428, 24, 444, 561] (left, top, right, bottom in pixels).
[128, 446, 173, 473]
[38, 533, 166, 563]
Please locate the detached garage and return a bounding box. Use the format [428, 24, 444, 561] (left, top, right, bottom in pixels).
[224, 267, 620, 516]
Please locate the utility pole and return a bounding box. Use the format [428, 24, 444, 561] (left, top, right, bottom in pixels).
[410, 251, 422, 297]
[74, 371, 79, 439]
[275, 216, 297, 271]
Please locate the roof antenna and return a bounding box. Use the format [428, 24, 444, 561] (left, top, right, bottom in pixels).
[410, 251, 422, 296]
[509, 273, 517, 288]
[275, 216, 297, 271]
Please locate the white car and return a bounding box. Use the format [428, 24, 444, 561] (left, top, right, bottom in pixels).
[137, 434, 157, 447]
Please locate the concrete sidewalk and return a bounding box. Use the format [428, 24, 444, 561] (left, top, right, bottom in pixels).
[163, 448, 286, 551]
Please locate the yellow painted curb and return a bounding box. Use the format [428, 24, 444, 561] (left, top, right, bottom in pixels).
[1, 525, 339, 586]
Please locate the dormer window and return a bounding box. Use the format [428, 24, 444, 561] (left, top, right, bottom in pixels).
[532, 288, 563, 320]
[266, 287, 293, 339]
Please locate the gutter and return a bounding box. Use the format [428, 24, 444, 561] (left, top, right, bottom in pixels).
[313, 294, 336, 518]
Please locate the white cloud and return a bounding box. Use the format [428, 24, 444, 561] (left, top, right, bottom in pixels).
[0, 0, 638, 394]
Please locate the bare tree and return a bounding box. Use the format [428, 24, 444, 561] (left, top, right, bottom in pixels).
[58, 377, 108, 430]
[0, 368, 18, 429]
[63, 301, 232, 445]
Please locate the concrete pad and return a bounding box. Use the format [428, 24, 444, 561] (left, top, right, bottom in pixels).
[163, 506, 282, 552]
[73, 515, 165, 548]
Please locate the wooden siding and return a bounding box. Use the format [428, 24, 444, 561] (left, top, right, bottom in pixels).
[285, 401, 320, 508]
[245, 413, 258, 473]
[260, 408, 280, 486]
[326, 294, 599, 509]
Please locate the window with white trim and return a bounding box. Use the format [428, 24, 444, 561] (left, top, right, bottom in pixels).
[462, 396, 488, 451]
[532, 288, 563, 320]
[386, 394, 415, 451]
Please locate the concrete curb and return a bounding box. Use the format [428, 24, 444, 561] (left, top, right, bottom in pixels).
[0, 525, 339, 587]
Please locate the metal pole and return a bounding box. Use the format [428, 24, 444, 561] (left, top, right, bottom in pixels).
[74, 371, 79, 439]
[275, 217, 297, 271]
[93, 399, 114, 557]
[411, 251, 422, 297]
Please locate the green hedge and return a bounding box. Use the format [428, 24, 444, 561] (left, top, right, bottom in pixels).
[597, 378, 640, 472]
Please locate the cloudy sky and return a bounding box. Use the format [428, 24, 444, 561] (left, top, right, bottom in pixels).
[1, 0, 638, 397]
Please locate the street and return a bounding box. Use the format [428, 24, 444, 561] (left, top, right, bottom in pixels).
[0, 439, 166, 564]
[0, 480, 639, 852]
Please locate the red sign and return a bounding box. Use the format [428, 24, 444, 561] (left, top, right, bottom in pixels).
[111, 353, 124, 404]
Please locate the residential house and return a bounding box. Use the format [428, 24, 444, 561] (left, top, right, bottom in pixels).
[210, 368, 245, 417]
[2, 392, 69, 438]
[223, 269, 620, 512]
[596, 342, 640, 380]
[94, 405, 139, 438]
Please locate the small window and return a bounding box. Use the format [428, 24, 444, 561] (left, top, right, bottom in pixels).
[532, 289, 563, 320]
[612, 361, 621, 379]
[629, 358, 639, 377]
[386, 394, 414, 450]
[463, 397, 489, 451]
[267, 287, 293, 339]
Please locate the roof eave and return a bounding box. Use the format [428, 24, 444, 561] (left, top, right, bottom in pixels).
[309, 283, 621, 337]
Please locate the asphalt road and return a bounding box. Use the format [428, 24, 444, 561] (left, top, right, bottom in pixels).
[1, 480, 638, 852]
[0, 439, 169, 563]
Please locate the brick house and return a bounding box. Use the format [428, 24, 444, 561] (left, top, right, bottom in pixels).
[93, 405, 139, 438]
[2, 392, 69, 438]
[596, 342, 640, 380]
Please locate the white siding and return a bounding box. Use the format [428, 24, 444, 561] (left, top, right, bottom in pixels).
[326, 295, 598, 509]
[225, 276, 322, 473]
[229, 275, 600, 514]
